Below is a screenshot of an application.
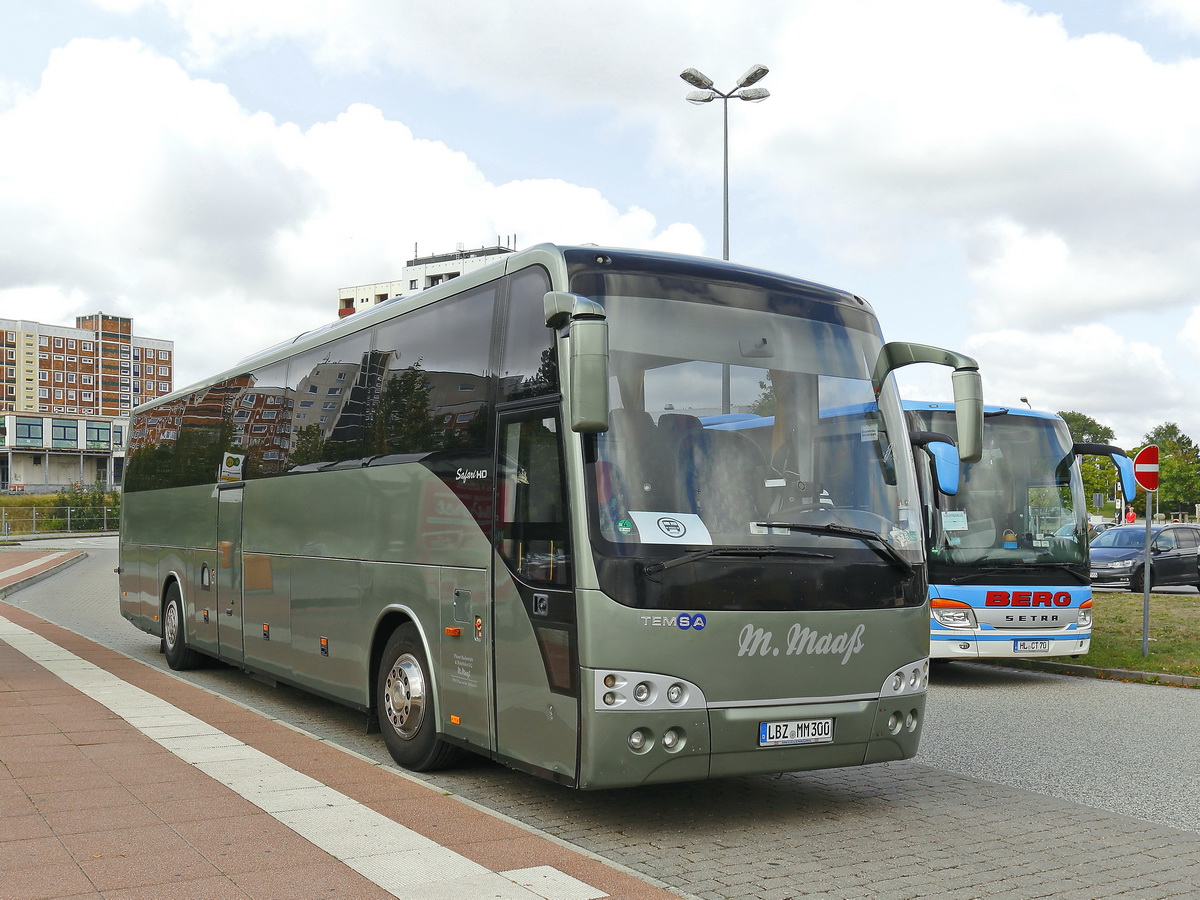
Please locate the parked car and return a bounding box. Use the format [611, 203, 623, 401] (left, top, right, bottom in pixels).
[1089, 523, 1200, 591]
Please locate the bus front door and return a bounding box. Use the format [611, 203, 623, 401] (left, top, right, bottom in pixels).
[492, 409, 580, 784]
[216, 485, 245, 665]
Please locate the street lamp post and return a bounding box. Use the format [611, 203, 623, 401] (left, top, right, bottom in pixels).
[680, 64, 770, 261]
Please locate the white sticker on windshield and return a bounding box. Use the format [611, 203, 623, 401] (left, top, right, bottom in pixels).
[860, 425, 878, 442]
[627, 511, 713, 545]
[941, 510, 968, 531]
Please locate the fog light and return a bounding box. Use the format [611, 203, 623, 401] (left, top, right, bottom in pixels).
[634, 682, 651, 702]
[628, 729, 647, 751]
[662, 728, 679, 750]
[906, 710, 918, 731]
[603, 692, 617, 706]
[887, 712, 902, 734]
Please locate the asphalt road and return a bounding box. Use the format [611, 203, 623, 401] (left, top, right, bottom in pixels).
[6, 536, 1200, 900]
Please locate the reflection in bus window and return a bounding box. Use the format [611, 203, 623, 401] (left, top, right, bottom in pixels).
[497, 414, 571, 587]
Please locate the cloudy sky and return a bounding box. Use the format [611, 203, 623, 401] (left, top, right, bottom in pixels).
[2, 0, 1200, 447]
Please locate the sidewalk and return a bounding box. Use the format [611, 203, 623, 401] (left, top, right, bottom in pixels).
[0, 551, 684, 900]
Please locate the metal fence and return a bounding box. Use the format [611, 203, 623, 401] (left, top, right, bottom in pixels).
[0, 506, 120, 536]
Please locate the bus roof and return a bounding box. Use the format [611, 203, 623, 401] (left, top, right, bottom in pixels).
[902, 400, 1062, 421]
[152, 243, 877, 413]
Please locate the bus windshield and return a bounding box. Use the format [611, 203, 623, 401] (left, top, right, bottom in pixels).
[580, 281, 923, 610]
[911, 408, 1085, 571]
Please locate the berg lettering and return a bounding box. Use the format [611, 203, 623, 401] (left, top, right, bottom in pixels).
[984, 590, 1072, 607]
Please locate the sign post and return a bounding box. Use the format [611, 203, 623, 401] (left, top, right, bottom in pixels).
[1133, 445, 1159, 656]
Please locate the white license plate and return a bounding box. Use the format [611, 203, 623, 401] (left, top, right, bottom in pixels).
[758, 718, 834, 747]
[1014, 640, 1051, 652]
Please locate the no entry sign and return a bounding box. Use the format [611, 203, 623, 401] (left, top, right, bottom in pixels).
[1133, 444, 1159, 492]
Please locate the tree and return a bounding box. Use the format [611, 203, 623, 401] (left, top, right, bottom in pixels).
[1058, 411, 1114, 444]
[1138, 423, 1200, 519]
[1058, 410, 1123, 515]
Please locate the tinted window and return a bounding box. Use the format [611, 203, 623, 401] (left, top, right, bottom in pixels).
[500, 266, 556, 402]
[283, 330, 374, 469]
[371, 282, 497, 455]
[125, 371, 266, 491]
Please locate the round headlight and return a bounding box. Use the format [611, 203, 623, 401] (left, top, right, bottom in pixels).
[633, 682, 651, 702]
[667, 683, 684, 704]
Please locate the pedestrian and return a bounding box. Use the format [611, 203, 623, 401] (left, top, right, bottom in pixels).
[1125, 505, 1136, 524]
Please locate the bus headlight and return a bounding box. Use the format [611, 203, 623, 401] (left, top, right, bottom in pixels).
[881, 658, 929, 697]
[930, 598, 977, 629]
[593, 671, 705, 711]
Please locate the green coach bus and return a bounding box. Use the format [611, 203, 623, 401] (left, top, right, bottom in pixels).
[119, 244, 983, 789]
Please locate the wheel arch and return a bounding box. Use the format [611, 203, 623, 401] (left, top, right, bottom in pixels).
[159, 570, 185, 633]
[369, 607, 437, 722]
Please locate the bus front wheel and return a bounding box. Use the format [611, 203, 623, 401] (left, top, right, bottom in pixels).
[162, 583, 201, 671]
[377, 624, 461, 771]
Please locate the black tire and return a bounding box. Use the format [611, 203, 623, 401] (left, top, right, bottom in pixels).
[162, 582, 202, 670]
[1130, 566, 1153, 594]
[376, 624, 462, 772]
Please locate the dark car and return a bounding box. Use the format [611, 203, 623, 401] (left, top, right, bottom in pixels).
[1090, 523, 1200, 591]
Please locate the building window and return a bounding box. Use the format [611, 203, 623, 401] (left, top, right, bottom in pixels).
[15, 417, 43, 446]
[86, 421, 111, 450]
[52, 419, 78, 448]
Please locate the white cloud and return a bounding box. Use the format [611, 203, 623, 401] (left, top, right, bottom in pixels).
[0, 38, 701, 387]
[1141, 0, 1200, 35]
[964, 324, 1181, 446]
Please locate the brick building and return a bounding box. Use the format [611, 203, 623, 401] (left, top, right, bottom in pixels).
[0, 313, 174, 491]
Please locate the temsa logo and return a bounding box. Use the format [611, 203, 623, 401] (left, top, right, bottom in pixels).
[985, 591, 1072, 607]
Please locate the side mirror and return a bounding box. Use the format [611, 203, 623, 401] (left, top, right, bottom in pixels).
[872, 341, 983, 463]
[912, 431, 960, 496]
[544, 291, 609, 433]
[1073, 442, 1138, 502]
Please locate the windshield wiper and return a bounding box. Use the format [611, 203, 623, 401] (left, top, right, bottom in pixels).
[947, 562, 1088, 585]
[643, 545, 832, 577]
[753, 522, 915, 577]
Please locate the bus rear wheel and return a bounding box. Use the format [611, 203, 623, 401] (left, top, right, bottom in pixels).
[162, 583, 201, 671]
[376, 624, 461, 772]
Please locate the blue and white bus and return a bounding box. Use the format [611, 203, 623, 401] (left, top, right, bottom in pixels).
[905, 401, 1135, 661]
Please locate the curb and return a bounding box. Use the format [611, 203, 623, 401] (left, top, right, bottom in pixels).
[981, 657, 1200, 689]
[0, 551, 89, 600]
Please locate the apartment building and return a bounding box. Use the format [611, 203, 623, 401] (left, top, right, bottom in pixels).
[337, 244, 514, 317]
[1, 313, 174, 491]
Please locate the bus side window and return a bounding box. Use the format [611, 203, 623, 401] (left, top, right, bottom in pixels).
[497, 414, 571, 587]
[500, 266, 556, 402]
